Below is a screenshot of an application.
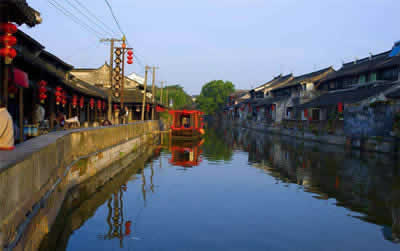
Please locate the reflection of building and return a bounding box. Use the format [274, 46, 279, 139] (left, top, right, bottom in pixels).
[224, 127, 400, 244]
[169, 140, 204, 168]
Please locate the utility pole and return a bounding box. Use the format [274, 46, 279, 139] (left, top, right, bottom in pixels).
[166, 84, 169, 108]
[141, 66, 150, 121]
[160, 81, 164, 106]
[100, 38, 123, 120]
[151, 66, 159, 120]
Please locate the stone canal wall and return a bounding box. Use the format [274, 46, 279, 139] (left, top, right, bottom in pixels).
[222, 119, 399, 154]
[0, 121, 159, 251]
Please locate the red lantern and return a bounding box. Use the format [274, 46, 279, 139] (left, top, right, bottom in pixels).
[127, 50, 133, 56]
[61, 91, 67, 107]
[97, 100, 101, 110]
[0, 23, 18, 34]
[114, 104, 118, 111]
[0, 23, 17, 61]
[72, 95, 78, 108]
[0, 47, 16, 58]
[304, 109, 308, 118]
[8, 84, 17, 98]
[0, 35, 17, 46]
[55, 86, 62, 105]
[146, 104, 150, 112]
[90, 98, 94, 110]
[338, 102, 343, 113]
[79, 96, 84, 109]
[271, 105, 275, 111]
[38, 80, 47, 104]
[125, 221, 132, 236]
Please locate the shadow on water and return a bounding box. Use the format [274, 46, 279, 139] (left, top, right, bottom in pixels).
[218, 126, 400, 244]
[39, 145, 161, 251]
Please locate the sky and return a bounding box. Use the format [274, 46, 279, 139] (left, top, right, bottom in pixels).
[22, 0, 400, 95]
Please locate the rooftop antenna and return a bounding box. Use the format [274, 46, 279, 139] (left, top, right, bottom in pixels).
[369, 52, 373, 60]
[354, 57, 358, 64]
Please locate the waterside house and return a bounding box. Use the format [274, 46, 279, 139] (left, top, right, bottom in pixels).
[254, 67, 335, 123]
[223, 41, 400, 138]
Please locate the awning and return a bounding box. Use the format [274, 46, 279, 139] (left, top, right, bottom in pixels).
[9, 68, 29, 88]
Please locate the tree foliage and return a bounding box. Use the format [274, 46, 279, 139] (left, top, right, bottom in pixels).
[156, 85, 193, 109]
[196, 80, 235, 114]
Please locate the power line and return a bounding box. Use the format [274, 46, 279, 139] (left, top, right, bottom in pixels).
[47, 0, 106, 39]
[104, 0, 126, 38]
[71, 0, 119, 37]
[102, 0, 147, 68]
[63, 0, 116, 37]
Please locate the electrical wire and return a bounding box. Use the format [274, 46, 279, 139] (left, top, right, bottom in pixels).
[71, 0, 120, 37]
[63, 0, 116, 37]
[104, 0, 126, 39]
[103, 0, 148, 70]
[47, 0, 106, 39]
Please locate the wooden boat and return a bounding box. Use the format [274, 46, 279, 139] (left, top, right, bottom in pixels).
[168, 110, 205, 141]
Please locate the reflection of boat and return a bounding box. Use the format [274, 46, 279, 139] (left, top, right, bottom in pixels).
[169, 140, 204, 168]
[169, 110, 205, 141]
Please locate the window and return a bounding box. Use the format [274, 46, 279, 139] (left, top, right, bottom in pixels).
[358, 75, 366, 84]
[329, 82, 335, 89]
[312, 109, 320, 121]
[380, 68, 399, 81]
[370, 72, 377, 82]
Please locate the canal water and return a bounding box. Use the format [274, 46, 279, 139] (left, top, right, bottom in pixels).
[40, 127, 400, 251]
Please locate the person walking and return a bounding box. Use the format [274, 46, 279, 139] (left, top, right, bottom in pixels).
[0, 98, 15, 150]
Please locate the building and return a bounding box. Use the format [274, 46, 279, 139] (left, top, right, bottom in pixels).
[70, 63, 142, 90]
[265, 66, 335, 122]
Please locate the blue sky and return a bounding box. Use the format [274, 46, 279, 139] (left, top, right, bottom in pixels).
[22, 0, 400, 94]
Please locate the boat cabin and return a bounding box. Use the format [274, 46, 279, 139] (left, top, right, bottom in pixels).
[168, 110, 205, 139]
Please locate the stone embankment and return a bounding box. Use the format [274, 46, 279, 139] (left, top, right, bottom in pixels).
[0, 121, 159, 251]
[222, 119, 399, 154]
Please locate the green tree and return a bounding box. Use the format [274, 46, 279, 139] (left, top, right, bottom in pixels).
[196, 80, 235, 114]
[156, 85, 193, 109]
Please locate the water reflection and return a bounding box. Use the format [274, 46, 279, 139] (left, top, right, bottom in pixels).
[218, 127, 400, 244]
[169, 140, 204, 168]
[39, 128, 400, 250]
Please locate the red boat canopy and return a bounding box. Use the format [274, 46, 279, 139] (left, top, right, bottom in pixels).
[168, 110, 204, 115]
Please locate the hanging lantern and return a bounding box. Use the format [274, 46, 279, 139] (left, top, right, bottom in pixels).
[38, 80, 47, 104]
[136, 105, 140, 112]
[90, 98, 95, 110]
[304, 109, 308, 118]
[146, 104, 150, 112]
[271, 105, 275, 111]
[8, 84, 17, 98]
[97, 100, 101, 110]
[0, 23, 18, 63]
[72, 94, 78, 108]
[114, 104, 118, 111]
[338, 102, 343, 113]
[122, 43, 126, 49]
[127, 50, 133, 64]
[79, 96, 84, 109]
[55, 86, 62, 105]
[61, 91, 67, 107]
